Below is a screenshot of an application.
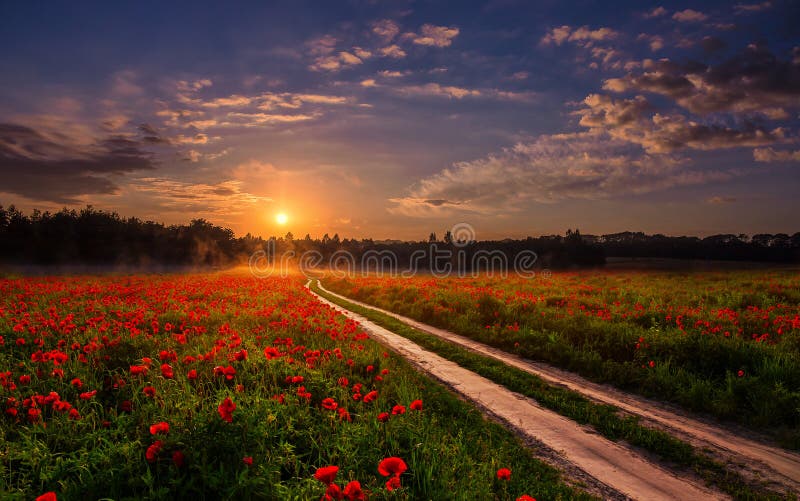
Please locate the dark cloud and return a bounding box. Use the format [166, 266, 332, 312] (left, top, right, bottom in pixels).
[604, 45, 800, 116]
[700, 36, 727, 53]
[0, 123, 156, 203]
[138, 123, 170, 144]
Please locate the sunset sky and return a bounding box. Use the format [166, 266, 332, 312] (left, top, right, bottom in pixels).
[1, 0, 798, 240]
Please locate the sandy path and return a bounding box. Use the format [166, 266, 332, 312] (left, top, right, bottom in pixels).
[316, 281, 800, 494]
[308, 281, 726, 501]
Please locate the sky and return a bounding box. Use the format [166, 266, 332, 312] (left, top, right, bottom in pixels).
[0, 0, 798, 240]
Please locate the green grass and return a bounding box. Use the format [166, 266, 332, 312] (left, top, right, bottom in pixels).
[313, 280, 795, 501]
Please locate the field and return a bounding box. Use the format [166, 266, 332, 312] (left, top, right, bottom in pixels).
[3, 270, 800, 500]
[325, 270, 800, 447]
[0, 274, 577, 500]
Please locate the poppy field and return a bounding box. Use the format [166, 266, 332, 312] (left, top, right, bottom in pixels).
[0, 273, 583, 500]
[324, 270, 800, 447]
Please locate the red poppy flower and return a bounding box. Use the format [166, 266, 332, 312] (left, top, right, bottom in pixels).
[517, 496, 537, 501]
[68, 408, 81, 420]
[160, 363, 174, 379]
[497, 467, 511, 480]
[391, 404, 406, 415]
[19, 375, 31, 385]
[172, 450, 185, 468]
[187, 369, 198, 380]
[218, 397, 236, 423]
[737, 370, 745, 377]
[146, 440, 163, 462]
[385, 475, 401, 491]
[324, 483, 343, 500]
[36, 493, 57, 501]
[377, 412, 390, 422]
[79, 390, 97, 400]
[143, 386, 156, 398]
[409, 399, 423, 411]
[362, 390, 378, 403]
[321, 398, 338, 410]
[242, 456, 253, 466]
[314, 465, 339, 485]
[149, 421, 169, 435]
[343, 480, 365, 501]
[378, 457, 407, 477]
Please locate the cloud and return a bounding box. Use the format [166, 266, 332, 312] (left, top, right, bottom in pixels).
[644, 6, 668, 18]
[127, 178, 271, 220]
[575, 93, 787, 154]
[173, 133, 209, 145]
[360, 79, 377, 87]
[602, 45, 800, 117]
[378, 70, 409, 78]
[0, 122, 156, 203]
[753, 147, 800, 162]
[396, 83, 481, 99]
[372, 19, 400, 41]
[305, 35, 338, 56]
[225, 112, 317, 126]
[541, 25, 618, 46]
[672, 9, 708, 22]
[176, 79, 213, 92]
[379, 44, 407, 58]
[707, 196, 737, 204]
[138, 123, 170, 144]
[734, 2, 772, 14]
[404, 24, 460, 47]
[309, 51, 364, 71]
[389, 132, 735, 216]
[637, 33, 664, 52]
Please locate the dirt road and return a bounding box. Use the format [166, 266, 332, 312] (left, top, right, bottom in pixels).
[308, 281, 727, 501]
[315, 281, 800, 495]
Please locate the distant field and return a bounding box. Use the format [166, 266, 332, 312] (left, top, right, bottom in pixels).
[0, 274, 577, 500]
[325, 269, 800, 447]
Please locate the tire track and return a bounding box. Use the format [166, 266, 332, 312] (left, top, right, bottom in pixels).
[308, 281, 726, 501]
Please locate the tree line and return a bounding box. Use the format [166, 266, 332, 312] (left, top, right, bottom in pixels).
[0, 206, 797, 269]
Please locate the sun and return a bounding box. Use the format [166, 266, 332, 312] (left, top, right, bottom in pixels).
[275, 212, 289, 225]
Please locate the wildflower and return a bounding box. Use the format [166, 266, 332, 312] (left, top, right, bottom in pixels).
[243, 456, 253, 466]
[391, 404, 406, 415]
[321, 398, 338, 410]
[343, 480, 365, 500]
[218, 396, 236, 422]
[36, 493, 57, 501]
[737, 370, 745, 377]
[409, 399, 423, 411]
[79, 390, 97, 400]
[378, 456, 407, 477]
[143, 386, 156, 398]
[172, 450, 185, 468]
[160, 363, 174, 379]
[146, 440, 163, 462]
[497, 467, 511, 480]
[149, 421, 169, 435]
[362, 390, 378, 403]
[377, 412, 390, 422]
[517, 496, 537, 501]
[314, 465, 339, 485]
